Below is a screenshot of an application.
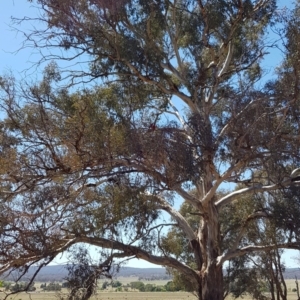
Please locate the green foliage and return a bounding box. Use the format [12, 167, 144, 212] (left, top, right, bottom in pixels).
[130, 281, 145, 292]
[10, 282, 36, 292]
[227, 262, 268, 299]
[62, 282, 69, 288]
[101, 281, 109, 290]
[1, 281, 11, 291]
[129, 281, 178, 292]
[42, 282, 62, 291]
[144, 283, 155, 292]
[64, 246, 109, 300]
[164, 281, 181, 292]
[111, 281, 122, 288]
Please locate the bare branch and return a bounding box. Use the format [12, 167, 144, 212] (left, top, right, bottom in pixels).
[216, 179, 300, 208]
[156, 196, 196, 240]
[218, 41, 234, 78]
[218, 242, 300, 266]
[78, 235, 199, 284]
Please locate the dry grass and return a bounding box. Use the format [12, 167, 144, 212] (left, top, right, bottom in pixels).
[0, 291, 196, 300]
[224, 279, 300, 300]
[1, 279, 299, 300]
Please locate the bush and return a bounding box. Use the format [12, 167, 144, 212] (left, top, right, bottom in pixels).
[101, 281, 109, 289]
[145, 284, 155, 292]
[111, 280, 122, 288]
[62, 282, 69, 288]
[43, 282, 61, 291]
[164, 281, 180, 292]
[130, 281, 145, 291]
[11, 282, 35, 292]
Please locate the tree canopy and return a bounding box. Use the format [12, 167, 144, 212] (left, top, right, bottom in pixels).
[1, 1, 300, 300]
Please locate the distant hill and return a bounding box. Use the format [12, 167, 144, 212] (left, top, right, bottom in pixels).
[1, 265, 169, 282]
[1, 265, 300, 282]
[282, 268, 300, 279]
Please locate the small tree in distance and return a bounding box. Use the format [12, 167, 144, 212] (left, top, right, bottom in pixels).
[1, 1, 300, 299]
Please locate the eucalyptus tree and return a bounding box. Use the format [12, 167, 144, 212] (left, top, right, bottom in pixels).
[1, 1, 300, 300]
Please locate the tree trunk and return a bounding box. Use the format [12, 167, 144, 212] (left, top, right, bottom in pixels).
[197, 200, 223, 300]
[200, 263, 224, 300]
[269, 278, 275, 300]
[275, 249, 287, 300]
[191, 124, 223, 300]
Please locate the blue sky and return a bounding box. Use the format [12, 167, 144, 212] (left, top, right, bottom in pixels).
[0, 1, 39, 76]
[0, 0, 299, 269]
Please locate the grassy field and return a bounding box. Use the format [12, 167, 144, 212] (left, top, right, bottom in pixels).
[99, 276, 171, 287]
[0, 291, 196, 300]
[1, 279, 299, 300]
[1, 290, 300, 300]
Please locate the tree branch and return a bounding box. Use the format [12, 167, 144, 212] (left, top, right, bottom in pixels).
[228, 211, 269, 253]
[217, 242, 300, 266]
[215, 179, 300, 208]
[156, 196, 196, 240]
[218, 41, 234, 78]
[78, 235, 198, 284]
